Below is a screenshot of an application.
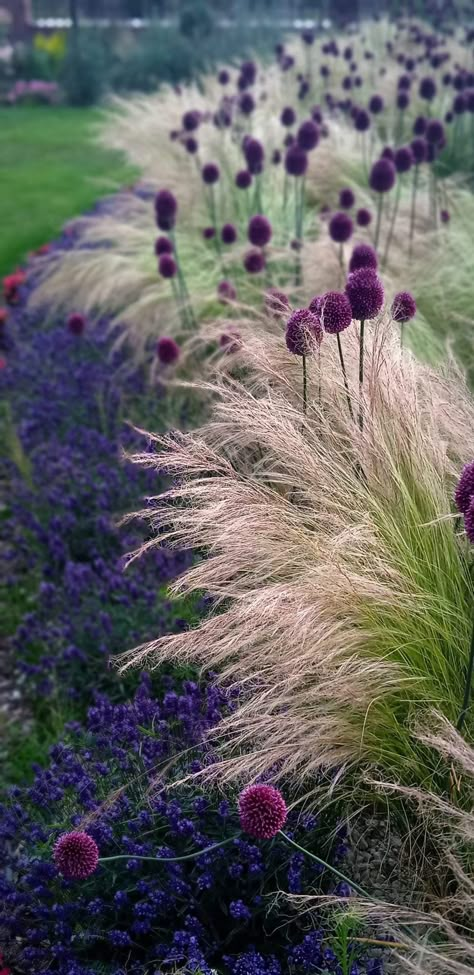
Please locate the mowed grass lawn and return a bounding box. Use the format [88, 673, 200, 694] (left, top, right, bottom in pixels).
[0, 106, 137, 278]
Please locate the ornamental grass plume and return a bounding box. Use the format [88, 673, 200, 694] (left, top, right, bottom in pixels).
[120, 319, 474, 794]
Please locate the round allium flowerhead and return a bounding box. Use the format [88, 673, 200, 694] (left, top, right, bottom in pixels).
[221, 223, 237, 245]
[440, 208, 450, 224]
[355, 108, 371, 132]
[346, 268, 384, 320]
[67, 313, 86, 336]
[413, 114, 427, 135]
[297, 119, 320, 151]
[220, 329, 241, 353]
[281, 105, 296, 127]
[235, 169, 252, 190]
[329, 211, 354, 243]
[218, 68, 230, 84]
[272, 149, 281, 165]
[203, 226, 216, 240]
[154, 189, 177, 231]
[318, 291, 353, 334]
[285, 308, 322, 355]
[53, 832, 99, 880]
[158, 254, 177, 278]
[369, 157, 396, 193]
[453, 93, 467, 115]
[349, 243, 378, 273]
[184, 136, 198, 154]
[420, 76, 437, 100]
[339, 187, 355, 209]
[381, 146, 395, 161]
[202, 163, 220, 185]
[248, 214, 272, 248]
[265, 288, 291, 317]
[156, 336, 180, 365]
[411, 137, 428, 164]
[397, 91, 410, 111]
[465, 496, 474, 544]
[239, 92, 255, 115]
[182, 109, 200, 132]
[369, 93, 384, 114]
[426, 119, 445, 144]
[244, 137, 265, 175]
[455, 461, 474, 514]
[394, 145, 413, 173]
[356, 207, 372, 227]
[285, 144, 308, 177]
[218, 279, 237, 303]
[391, 291, 416, 323]
[239, 784, 287, 839]
[155, 235, 173, 256]
[244, 249, 265, 274]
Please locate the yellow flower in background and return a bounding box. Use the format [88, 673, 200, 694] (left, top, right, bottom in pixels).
[34, 32, 67, 61]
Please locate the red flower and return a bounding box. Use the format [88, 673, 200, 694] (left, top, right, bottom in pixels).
[3, 270, 26, 305]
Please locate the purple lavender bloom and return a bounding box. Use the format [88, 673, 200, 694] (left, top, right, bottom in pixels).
[329, 212, 353, 243]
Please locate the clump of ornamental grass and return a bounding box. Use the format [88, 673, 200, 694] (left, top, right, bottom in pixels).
[285, 715, 474, 975]
[120, 315, 474, 797]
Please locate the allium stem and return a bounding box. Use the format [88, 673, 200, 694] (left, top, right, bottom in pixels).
[358, 319, 365, 432]
[409, 164, 419, 259]
[456, 614, 474, 733]
[337, 243, 345, 285]
[382, 178, 402, 269]
[374, 194, 384, 253]
[280, 832, 371, 900]
[170, 231, 197, 330]
[302, 354, 307, 414]
[99, 835, 237, 867]
[209, 186, 222, 257]
[336, 333, 354, 422]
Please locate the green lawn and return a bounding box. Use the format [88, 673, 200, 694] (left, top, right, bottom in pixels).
[0, 106, 137, 278]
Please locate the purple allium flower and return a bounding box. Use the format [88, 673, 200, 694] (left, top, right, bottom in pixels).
[339, 187, 355, 209]
[244, 249, 265, 274]
[329, 211, 353, 243]
[272, 149, 281, 164]
[420, 76, 437, 100]
[394, 145, 413, 173]
[369, 158, 396, 193]
[156, 336, 180, 365]
[238, 784, 288, 839]
[465, 496, 474, 544]
[440, 208, 450, 224]
[397, 92, 410, 110]
[184, 136, 198, 154]
[411, 137, 428, 164]
[281, 106, 296, 127]
[155, 189, 177, 231]
[218, 279, 237, 303]
[285, 144, 308, 177]
[53, 831, 99, 880]
[244, 137, 265, 175]
[346, 268, 384, 320]
[158, 254, 177, 278]
[356, 207, 372, 227]
[302, 29, 315, 45]
[381, 146, 395, 161]
[297, 119, 320, 151]
[203, 226, 216, 240]
[349, 243, 378, 273]
[182, 110, 200, 132]
[240, 60, 257, 86]
[221, 223, 237, 245]
[285, 308, 322, 355]
[155, 236, 173, 256]
[391, 291, 416, 323]
[413, 115, 427, 135]
[265, 288, 291, 317]
[369, 94, 384, 114]
[239, 92, 255, 115]
[312, 105, 323, 124]
[354, 108, 371, 132]
[426, 119, 445, 144]
[317, 291, 353, 334]
[202, 163, 220, 185]
[218, 68, 230, 84]
[235, 169, 252, 189]
[248, 214, 272, 248]
[219, 329, 241, 352]
[67, 313, 86, 336]
[455, 461, 474, 513]
[453, 93, 467, 114]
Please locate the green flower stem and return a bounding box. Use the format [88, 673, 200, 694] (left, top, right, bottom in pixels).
[382, 178, 402, 269]
[409, 164, 419, 259]
[279, 831, 371, 900]
[358, 319, 365, 432]
[374, 195, 384, 253]
[336, 333, 354, 422]
[302, 354, 307, 414]
[99, 835, 237, 867]
[456, 614, 474, 733]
